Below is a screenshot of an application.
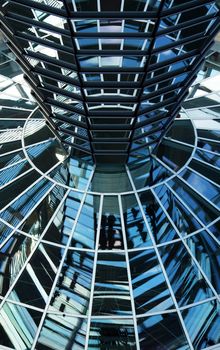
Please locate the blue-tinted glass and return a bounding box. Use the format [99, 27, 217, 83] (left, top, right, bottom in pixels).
[154, 185, 202, 235]
[194, 150, 220, 169]
[37, 315, 87, 350]
[186, 231, 220, 293]
[89, 318, 136, 350]
[182, 300, 220, 350]
[168, 178, 219, 224]
[99, 196, 124, 250]
[92, 252, 132, 316]
[71, 194, 99, 249]
[180, 168, 220, 208]
[139, 190, 178, 243]
[0, 302, 42, 349]
[129, 249, 174, 314]
[138, 313, 190, 350]
[121, 194, 152, 248]
[0, 236, 36, 296]
[48, 251, 94, 315]
[159, 242, 214, 307]
[8, 244, 62, 309]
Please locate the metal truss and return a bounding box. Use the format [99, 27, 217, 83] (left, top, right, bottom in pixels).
[0, 0, 219, 163]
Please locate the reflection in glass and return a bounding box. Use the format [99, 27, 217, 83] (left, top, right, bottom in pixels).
[0, 236, 36, 296]
[99, 196, 123, 250]
[180, 168, 220, 208]
[186, 231, 220, 294]
[68, 157, 93, 190]
[182, 300, 220, 350]
[48, 250, 94, 315]
[89, 318, 136, 350]
[8, 244, 62, 309]
[154, 185, 202, 236]
[0, 169, 41, 211]
[21, 185, 66, 238]
[92, 252, 132, 316]
[159, 242, 214, 307]
[128, 157, 172, 190]
[37, 314, 87, 350]
[156, 140, 192, 171]
[194, 149, 220, 169]
[139, 190, 178, 243]
[208, 220, 220, 241]
[122, 194, 152, 248]
[72, 194, 100, 249]
[43, 190, 83, 245]
[138, 313, 189, 350]
[197, 139, 220, 154]
[0, 302, 42, 350]
[168, 178, 219, 225]
[189, 158, 220, 186]
[0, 221, 12, 247]
[129, 249, 174, 314]
[0, 161, 30, 188]
[91, 164, 132, 193]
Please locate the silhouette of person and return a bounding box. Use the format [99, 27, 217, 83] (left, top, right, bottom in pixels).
[107, 214, 116, 249]
[131, 207, 139, 219]
[99, 215, 107, 249]
[137, 221, 147, 242]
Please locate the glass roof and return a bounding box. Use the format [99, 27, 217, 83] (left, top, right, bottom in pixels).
[0, 1, 220, 350]
[0, 0, 219, 162]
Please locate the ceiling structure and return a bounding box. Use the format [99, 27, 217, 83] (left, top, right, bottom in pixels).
[0, 0, 219, 162]
[0, 1, 220, 349]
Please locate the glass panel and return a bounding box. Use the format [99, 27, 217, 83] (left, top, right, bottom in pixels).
[182, 300, 220, 349]
[189, 158, 220, 186]
[0, 170, 41, 211]
[180, 168, 220, 208]
[128, 157, 173, 190]
[68, 158, 93, 190]
[156, 140, 192, 171]
[91, 164, 132, 193]
[197, 129, 220, 141]
[48, 250, 94, 315]
[20, 185, 66, 238]
[36, 315, 87, 350]
[43, 190, 83, 245]
[0, 140, 22, 157]
[0, 177, 51, 228]
[0, 236, 36, 296]
[129, 249, 174, 314]
[0, 150, 25, 170]
[194, 149, 220, 169]
[121, 194, 152, 249]
[24, 124, 54, 147]
[168, 178, 219, 224]
[139, 190, 178, 243]
[0, 302, 42, 350]
[138, 313, 189, 350]
[26, 139, 62, 174]
[89, 318, 136, 350]
[197, 139, 220, 154]
[154, 185, 202, 236]
[166, 120, 195, 145]
[208, 220, 220, 241]
[159, 242, 214, 307]
[8, 244, 61, 309]
[0, 221, 13, 246]
[186, 231, 220, 294]
[99, 196, 124, 250]
[71, 194, 100, 249]
[92, 252, 132, 316]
